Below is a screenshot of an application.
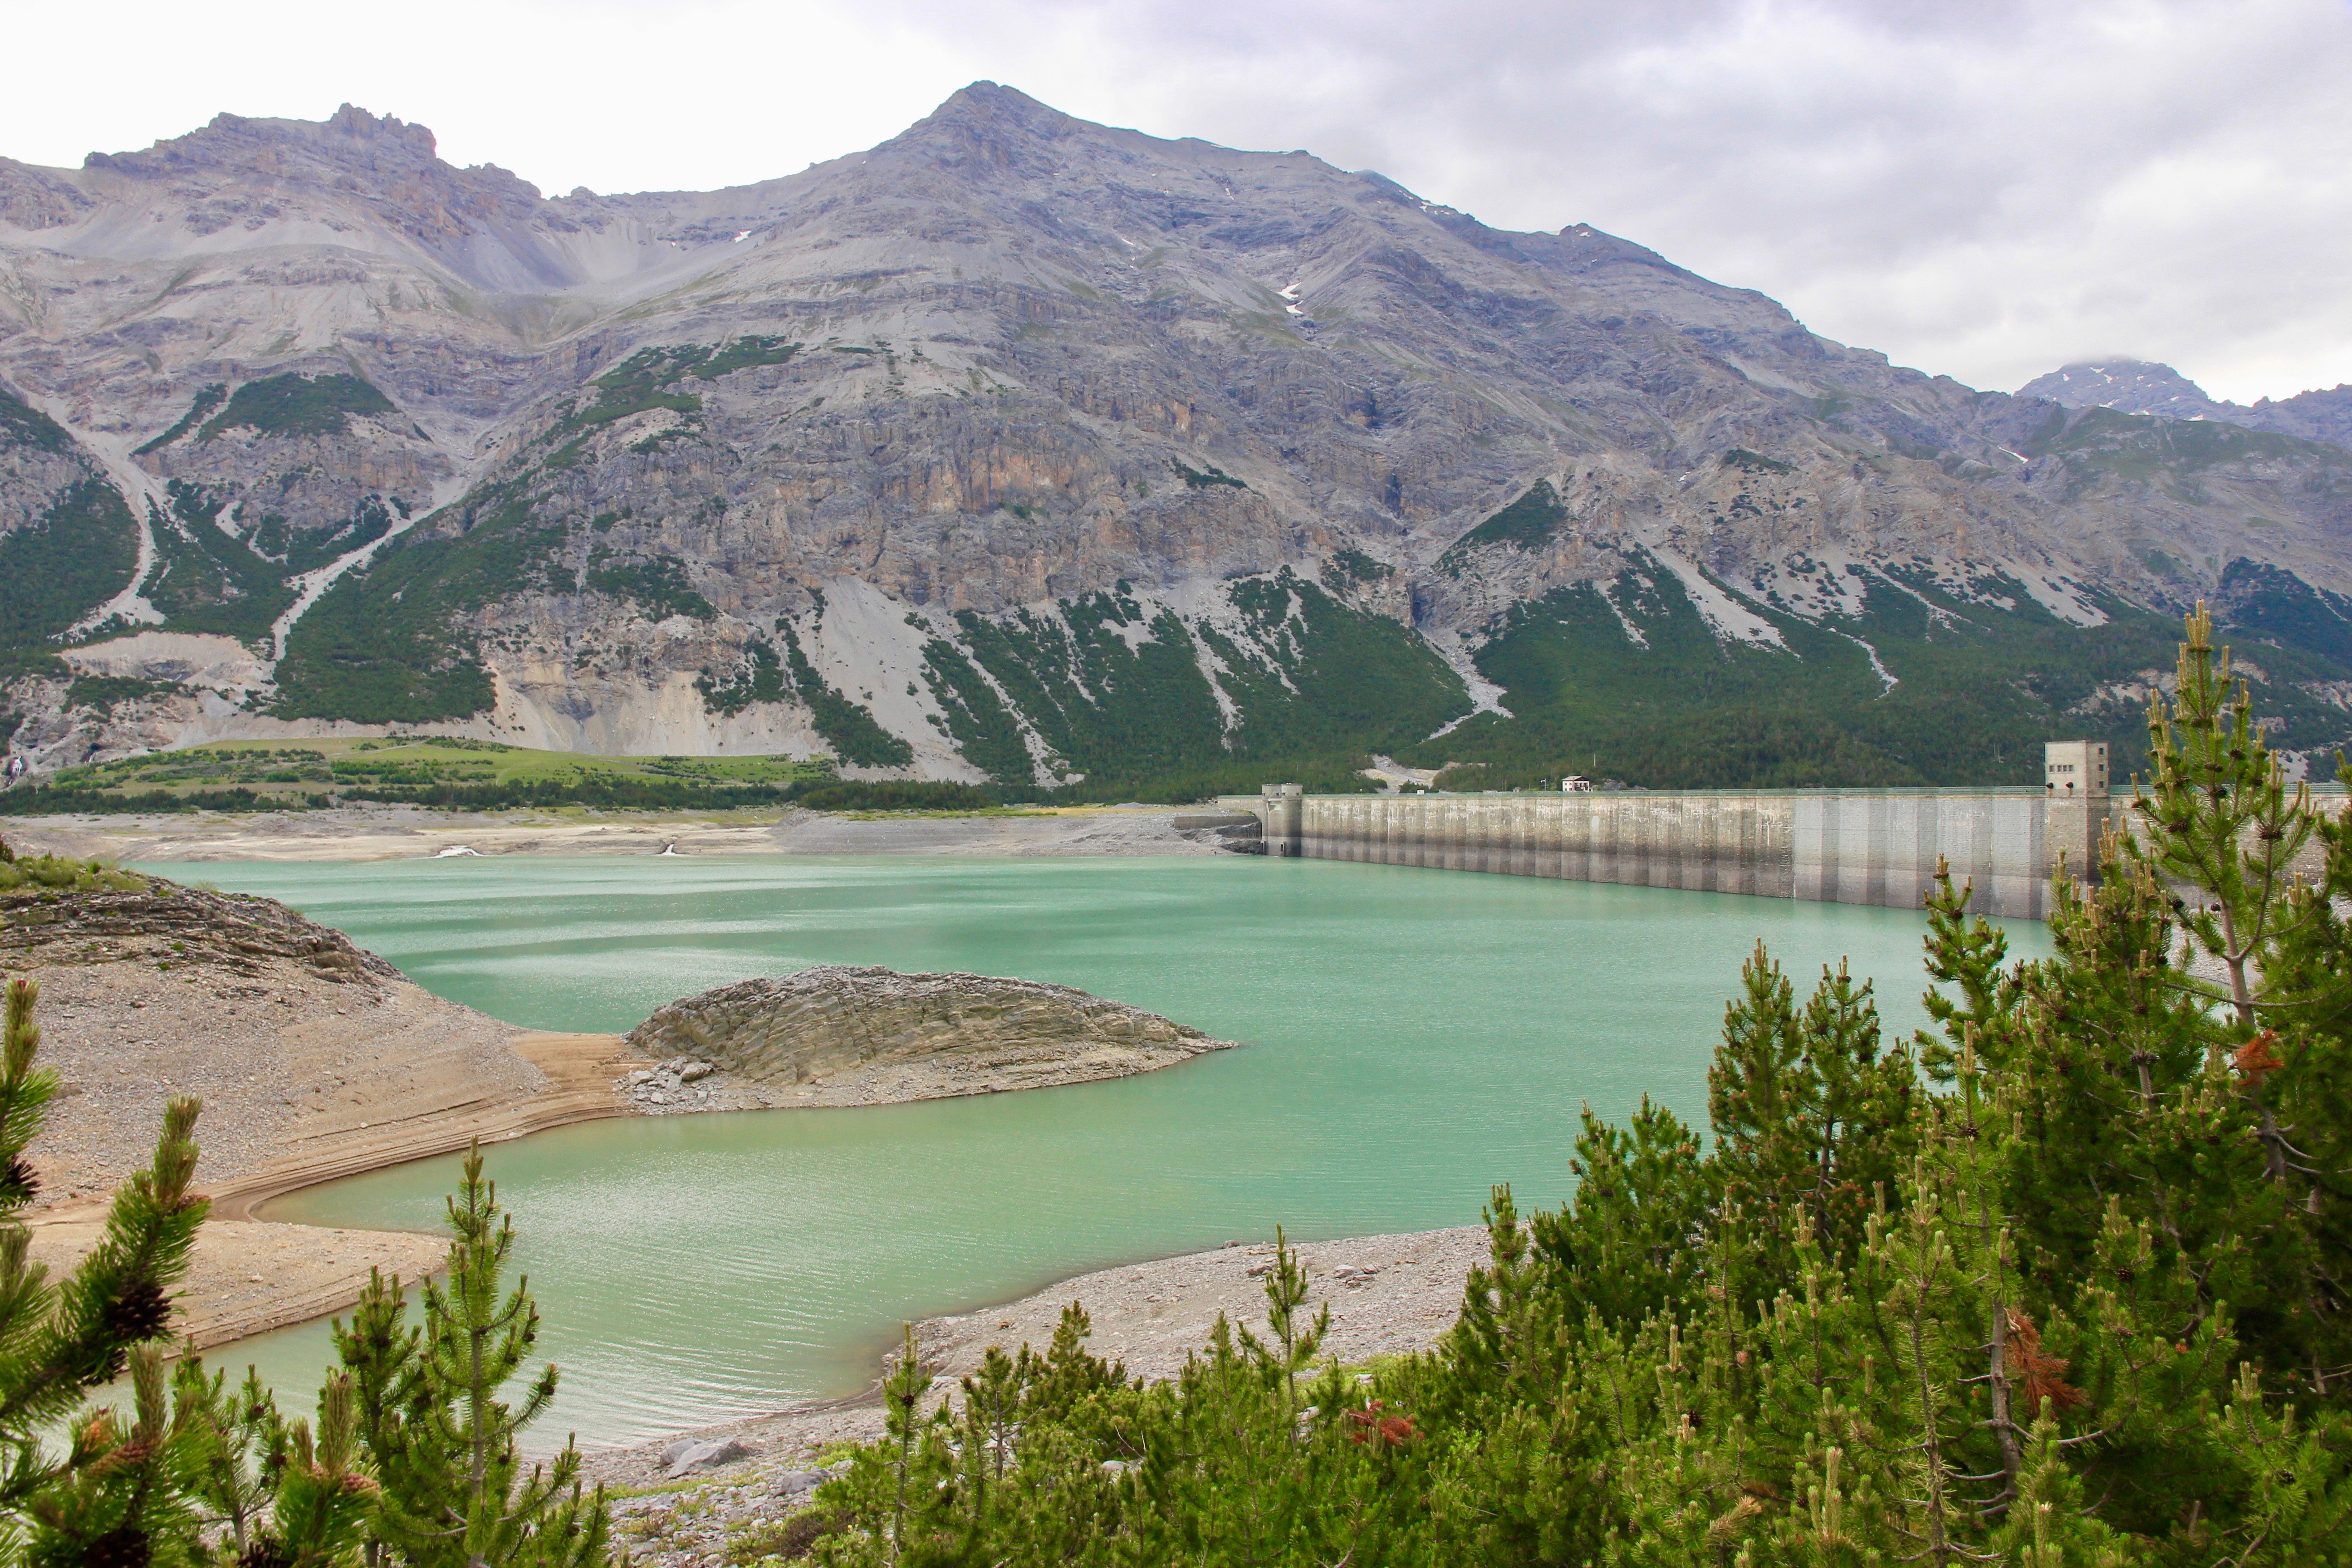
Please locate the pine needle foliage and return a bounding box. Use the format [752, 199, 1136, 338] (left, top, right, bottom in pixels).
[139, 1153, 613, 1568]
[0, 998, 610, 1568]
[361, 1142, 610, 1568]
[0, 976, 207, 1560]
[790, 603, 2352, 1567]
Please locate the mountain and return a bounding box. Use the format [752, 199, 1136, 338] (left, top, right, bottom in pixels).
[2015, 361, 2238, 423]
[2019, 359, 2352, 449]
[6, 85, 2352, 794]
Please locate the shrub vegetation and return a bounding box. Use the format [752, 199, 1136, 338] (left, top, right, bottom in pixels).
[790, 781, 995, 813]
[132, 383, 227, 454]
[1442, 478, 1567, 559]
[195, 373, 398, 442]
[0, 482, 139, 647]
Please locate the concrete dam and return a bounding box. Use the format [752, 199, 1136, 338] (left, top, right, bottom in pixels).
[1216, 743, 2117, 921]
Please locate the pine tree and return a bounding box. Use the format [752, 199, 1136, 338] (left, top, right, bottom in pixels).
[331, 1266, 425, 1568]
[1235, 1227, 1328, 1429]
[1711, 945, 1917, 1265]
[367, 1141, 609, 1568]
[0, 977, 207, 1553]
[167, 1357, 380, 1568]
[1529, 1098, 1710, 1333]
[263, 1372, 379, 1568]
[1710, 942, 1810, 1218]
[2016, 604, 2352, 1392]
[24, 1344, 206, 1568]
[877, 1323, 930, 1560]
[170, 1359, 287, 1562]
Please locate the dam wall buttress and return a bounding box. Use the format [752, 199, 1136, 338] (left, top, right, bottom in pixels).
[1227, 769, 2114, 921]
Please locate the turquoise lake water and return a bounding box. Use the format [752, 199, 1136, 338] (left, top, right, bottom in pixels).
[142, 853, 2048, 1448]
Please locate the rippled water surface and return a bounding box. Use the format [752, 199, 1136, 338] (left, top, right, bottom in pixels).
[147, 853, 2047, 1447]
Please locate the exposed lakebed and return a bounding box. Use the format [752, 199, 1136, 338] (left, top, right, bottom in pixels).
[151, 853, 2050, 1447]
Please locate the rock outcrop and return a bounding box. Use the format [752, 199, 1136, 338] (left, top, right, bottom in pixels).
[620, 965, 1235, 1111]
[0, 873, 400, 983]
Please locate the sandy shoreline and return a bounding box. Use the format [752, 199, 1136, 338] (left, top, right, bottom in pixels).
[5, 802, 1239, 865]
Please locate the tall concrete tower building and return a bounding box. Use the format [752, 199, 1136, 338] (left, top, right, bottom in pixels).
[2044, 740, 2112, 885]
[2043, 740, 2109, 796]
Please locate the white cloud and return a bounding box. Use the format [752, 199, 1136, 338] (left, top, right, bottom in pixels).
[3, 0, 2343, 404]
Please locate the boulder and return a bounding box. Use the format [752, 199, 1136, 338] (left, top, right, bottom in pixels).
[662, 1438, 752, 1478]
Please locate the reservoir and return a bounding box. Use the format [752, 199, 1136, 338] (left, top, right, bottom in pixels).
[149, 853, 2050, 1447]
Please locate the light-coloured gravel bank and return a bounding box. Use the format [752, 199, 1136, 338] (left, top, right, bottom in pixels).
[583, 1223, 1490, 1547]
[7, 804, 1236, 865]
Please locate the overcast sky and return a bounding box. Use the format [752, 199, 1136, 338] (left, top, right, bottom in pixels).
[5, 0, 2345, 405]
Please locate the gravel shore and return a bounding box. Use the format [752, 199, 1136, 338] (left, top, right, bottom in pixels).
[8, 804, 1235, 864]
[587, 1225, 1488, 1562]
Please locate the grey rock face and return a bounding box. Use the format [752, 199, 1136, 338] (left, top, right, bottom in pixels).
[1172, 811, 1266, 851]
[619, 965, 1234, 1109]
[6, 85, 2352, 783]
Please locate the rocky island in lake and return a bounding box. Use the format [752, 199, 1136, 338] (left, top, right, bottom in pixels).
[621, 965, 1235, 1111]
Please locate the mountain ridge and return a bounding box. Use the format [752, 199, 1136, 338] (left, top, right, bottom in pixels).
[5, 85, 2351, 794]
[2018, 358, 2352, 447]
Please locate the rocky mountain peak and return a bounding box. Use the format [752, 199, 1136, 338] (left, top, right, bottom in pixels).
[75, 102, 544, 246]
[89, 104, 449, 183]
[926, 80, 1068, 130]
[2017, 359, 2352, 447]
[2015, 359, 2223, 420]
[882, 81, 1095, 178]
[321, 103, 441, 157]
